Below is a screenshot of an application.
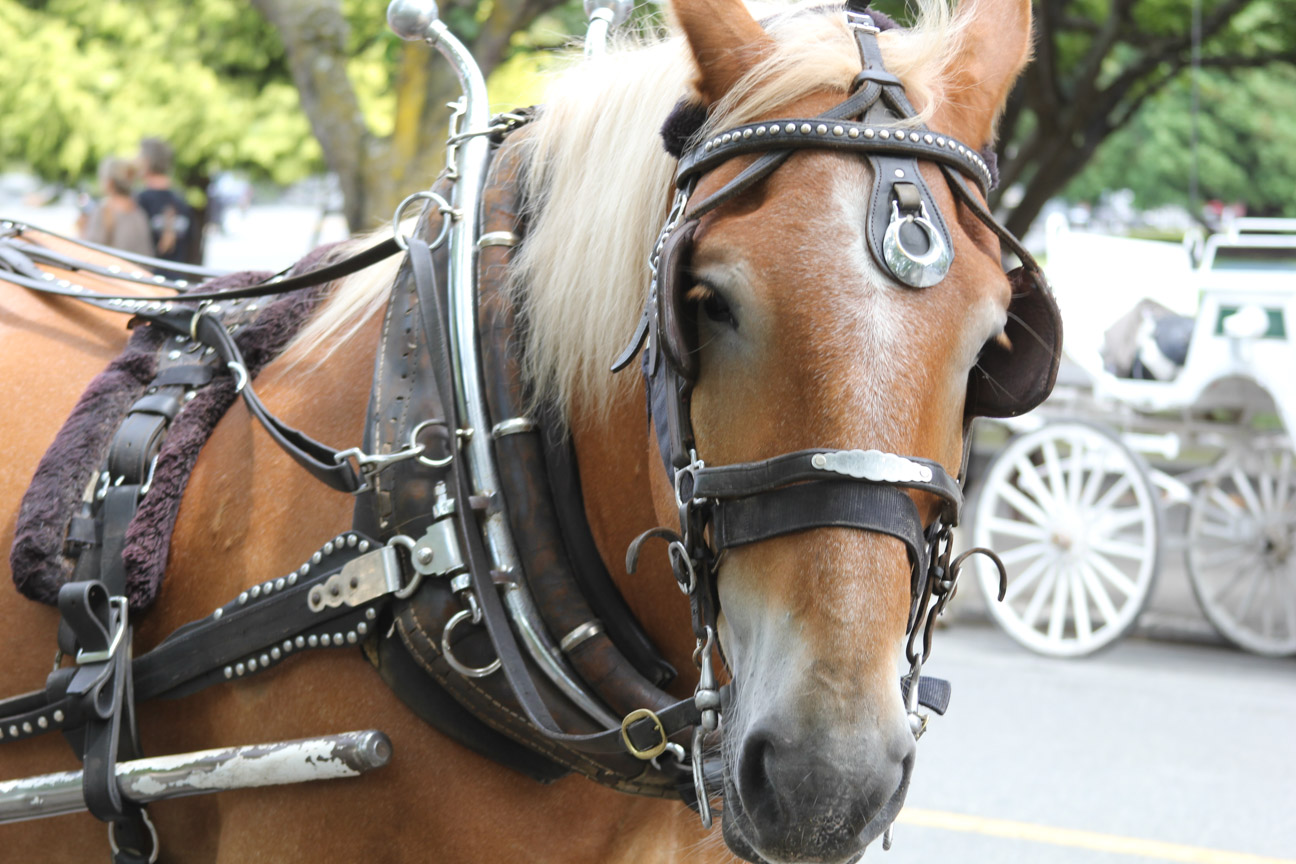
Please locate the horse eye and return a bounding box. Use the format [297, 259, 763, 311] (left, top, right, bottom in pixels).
[700, 290, 737, 329]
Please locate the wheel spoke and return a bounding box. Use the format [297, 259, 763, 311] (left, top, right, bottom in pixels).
[998, 542, 1052, 567]
[1003, 555, 1053, 603]
[1194, 521, 1249, 543]
[1047, 563, 1071, 641]
[1195, 543, 1255, 570]
[1089, 538, 1149, 561]
[1079, 450, 1108, 508]
[997, 483, 1053, 529]
[1022, 566, 1059, 629]
[1012, 456, 1058, 512]
[1231, 467, 1265, 518]
[1041, 439, 1067, 504]
[1066, 436, 1087, 505]
[1209, 552, 1262, 606]
[1079, 562, 1120, 624]
[1277, 450, 1294, 512]
[1233, 563, 1264, 627]
[1070, 567, 1093, 641]
[1092, 474, 1135, 516]
[986, 516, 1047, 542]
[1206, 485, 1245, 517]
[1101, 507, 1148, 533]
[1089, 553, 1138, 598]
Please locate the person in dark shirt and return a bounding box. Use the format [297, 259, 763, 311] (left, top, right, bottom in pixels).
[136, 137, 193, 271]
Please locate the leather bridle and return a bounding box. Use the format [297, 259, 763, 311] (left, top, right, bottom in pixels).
[611, 4, 1056, 822]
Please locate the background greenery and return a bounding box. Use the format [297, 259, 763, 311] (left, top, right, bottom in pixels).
[2, 0, 1293, 247]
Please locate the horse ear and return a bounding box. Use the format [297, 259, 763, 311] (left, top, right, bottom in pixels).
[942, 0, 1034, 148]
[671, 0, 776, 105]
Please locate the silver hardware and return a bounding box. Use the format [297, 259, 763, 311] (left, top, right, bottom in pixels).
[387, 0, 440, 41]
[392, 190, 455, 253]
[667, 540, 697, 595]
[108, 807, 159, 864]
[411, 419, 454, 468]
[335, 429, 434, 490]
[75, 597, 127, 665]
[583, 0, 632, 57]
[307, 546, 404, 612]
[810, 449, 933, 483]
[883, 825, 895, 851]
[882, 200, 953, 288]
[491, 417, 536, 438]
[559, 620, 603, 653]
[139, 454, 162, 497]
[477, 231, 519, 248]
[227, 361, 248, 394]
[407, 518, 465, 582]
[431, 481, 456, 519]
[693, 726, 713, 829]
[441, 608, 502, 678]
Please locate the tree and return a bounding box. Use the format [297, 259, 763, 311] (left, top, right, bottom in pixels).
[0, 0, 588, 238]
[1065, 65, 1296, 215]
[991, 0, 1296, 234]
[247, 0, 584, 231]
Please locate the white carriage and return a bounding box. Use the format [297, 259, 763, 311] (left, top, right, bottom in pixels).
[970, 216, 1296, 657]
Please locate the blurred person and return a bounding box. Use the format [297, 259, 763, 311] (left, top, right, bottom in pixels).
[83, 157, 153, 257]
[136, 137, 193, 268]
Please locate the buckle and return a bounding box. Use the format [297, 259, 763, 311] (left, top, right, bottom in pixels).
[76, 596, 128, 665]
[846, 10, 880, 33]
[621, 708, 668, 760]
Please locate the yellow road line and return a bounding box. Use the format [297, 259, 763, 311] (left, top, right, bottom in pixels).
[897, 808, 1295, 864]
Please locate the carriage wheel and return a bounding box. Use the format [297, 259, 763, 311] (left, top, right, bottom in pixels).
[971, 421, 1160, 657]
[1186, 443, 1296, 657]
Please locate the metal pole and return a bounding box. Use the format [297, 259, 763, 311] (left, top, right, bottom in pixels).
[0, 730, 391, 825]
[583, 0, 633, 57]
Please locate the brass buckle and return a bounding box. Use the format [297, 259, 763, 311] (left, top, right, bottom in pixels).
[620, 708, 668, 760]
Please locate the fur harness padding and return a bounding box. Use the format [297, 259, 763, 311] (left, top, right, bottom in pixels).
[10, 246, 335, 612]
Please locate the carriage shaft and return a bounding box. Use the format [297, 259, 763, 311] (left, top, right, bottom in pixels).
[0, 729, 391, 825]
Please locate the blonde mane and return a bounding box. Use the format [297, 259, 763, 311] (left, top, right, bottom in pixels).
[288, 1, 965, 420]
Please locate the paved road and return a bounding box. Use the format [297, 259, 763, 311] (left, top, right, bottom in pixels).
[882, 623, 1294, 863]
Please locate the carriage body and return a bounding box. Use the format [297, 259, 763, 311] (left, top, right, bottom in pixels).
[971, 217, 1296, 657]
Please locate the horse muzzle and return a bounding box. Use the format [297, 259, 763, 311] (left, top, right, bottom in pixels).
[720, 721, 915, 864]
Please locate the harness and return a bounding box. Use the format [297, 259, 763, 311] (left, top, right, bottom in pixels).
[0, 3, 1061, 860]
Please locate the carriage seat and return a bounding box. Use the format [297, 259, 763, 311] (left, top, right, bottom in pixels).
[1100, 298, 1194, 381]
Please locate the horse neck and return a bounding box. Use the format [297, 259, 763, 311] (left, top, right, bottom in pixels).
[569, 382, 700, 696]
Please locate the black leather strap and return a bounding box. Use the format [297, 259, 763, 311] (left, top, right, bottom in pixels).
[0, 235, 402, 305]
[711, 481, 927, 569]
[689, 448, 961, 512]
[144, 308, 363, 493]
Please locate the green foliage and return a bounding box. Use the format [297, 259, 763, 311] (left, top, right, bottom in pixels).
[1066, 66, 1296, 215]
[0, 0, 320, 188]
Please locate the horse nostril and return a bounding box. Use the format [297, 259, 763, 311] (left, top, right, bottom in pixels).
[737, 727, 784, 820]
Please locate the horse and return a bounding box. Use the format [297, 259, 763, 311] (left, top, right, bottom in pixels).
[0, 0, 1038, 860]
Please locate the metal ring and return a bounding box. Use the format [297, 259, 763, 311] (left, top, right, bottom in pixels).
[393, 190, 454, 252]
[882, 201, 952, 288]
[109, 808, 160, 864]
[620, 708, 668, 760]
[667, 541, 697, 595]
[441, 608, 501, 678]
[411, 419, 454, 468]
[559, 620, 603, 653]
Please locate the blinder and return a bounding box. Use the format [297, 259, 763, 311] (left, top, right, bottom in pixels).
[655, 219, 700, 380]
[965, 265, 1062, 418]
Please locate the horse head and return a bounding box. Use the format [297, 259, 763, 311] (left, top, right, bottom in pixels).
[654, 1, 1035, 861]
